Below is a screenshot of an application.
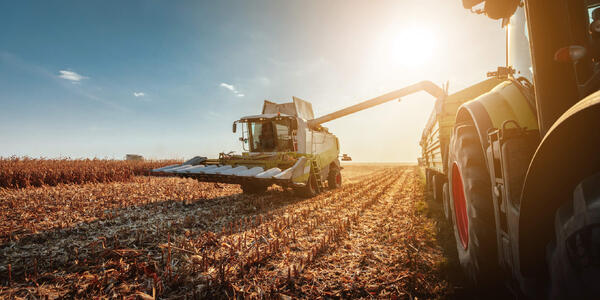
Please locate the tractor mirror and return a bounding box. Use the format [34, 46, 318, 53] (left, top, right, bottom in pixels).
[232, 122, 237, 133]
[483, 0, 519, 20]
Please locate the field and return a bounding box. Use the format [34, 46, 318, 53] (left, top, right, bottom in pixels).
[0, 164, 467, 299]
[0, 158, 180, 189]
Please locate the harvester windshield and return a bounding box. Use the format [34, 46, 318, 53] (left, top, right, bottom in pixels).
[246, 118, 295, 152]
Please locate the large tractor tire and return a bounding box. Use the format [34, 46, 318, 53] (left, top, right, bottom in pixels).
[328, 165, 342, 189]
[241, 183, 268, 194]
[448, 124, 501, 289]
[432, 174, 444, 203]
[547, 172, 600, 299]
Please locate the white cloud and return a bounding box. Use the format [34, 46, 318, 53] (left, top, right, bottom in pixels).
[58, 70, 88, 82]
[133, 92, 145, 97]
[219, 82, 244, 97]
[219, 83, 235, 91]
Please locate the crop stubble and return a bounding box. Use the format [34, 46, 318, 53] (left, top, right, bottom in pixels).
[0, 165, 451, 299]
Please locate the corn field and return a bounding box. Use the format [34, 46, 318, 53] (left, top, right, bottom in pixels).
[0, 158, 180, 189]
[0, 164, 466, 299]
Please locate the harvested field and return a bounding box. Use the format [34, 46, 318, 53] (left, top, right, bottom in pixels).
[0, 158, 181, 189]
[0, 165, 466, 299]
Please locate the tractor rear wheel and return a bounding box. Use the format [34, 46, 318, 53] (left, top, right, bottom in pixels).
[241, 183, 268, 194]
[547, 172, 600, 299]
[328, 166, 342, 189]
[448, 124, 501, 290]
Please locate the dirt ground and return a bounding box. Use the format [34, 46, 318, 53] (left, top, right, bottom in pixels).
[0, 164, 473, 299]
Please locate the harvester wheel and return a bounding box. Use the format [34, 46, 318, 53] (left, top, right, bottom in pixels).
[547, 172, 600, 299]
[432, 174, 444, 203]
[241, 183, 268, 194]
[448, 124, 501, 290]
[328, 166, 342, 189]
[298, 174, 318, 198]
[442, 182, 450, 221]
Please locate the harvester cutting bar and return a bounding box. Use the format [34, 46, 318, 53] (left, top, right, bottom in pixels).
[307, 80, 445, 128]
[152, 156, 308, 187]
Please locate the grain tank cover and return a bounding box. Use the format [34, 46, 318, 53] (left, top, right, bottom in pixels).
[262, 96, 314, 120]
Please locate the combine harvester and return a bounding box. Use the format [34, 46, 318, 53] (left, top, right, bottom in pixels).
[153, 82, 444, 197]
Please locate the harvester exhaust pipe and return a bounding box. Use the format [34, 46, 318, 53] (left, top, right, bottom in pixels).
[308, 80, 445, 128]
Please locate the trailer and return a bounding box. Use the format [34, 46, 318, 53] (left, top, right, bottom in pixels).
[420, 78, 503, 215]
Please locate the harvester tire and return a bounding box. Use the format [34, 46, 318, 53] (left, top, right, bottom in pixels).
[442, 182, 450, 221]
[328, 166, 342, 189]
[241, 183, 268, 194]
[298, 174, 318, 198]
[547, 172, 600, 299]
[448, 124, 501, 290]
[432, 174, 444, 203]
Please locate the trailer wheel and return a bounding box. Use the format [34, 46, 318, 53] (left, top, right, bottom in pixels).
[426, 169, 433, 192]
[442, 182, 450, 221]
[241, 183, 268, 194]
[298, 174, 318, 198]
[547, 172, 600, 299]
[448, 124, 501, 290]
[432, 174, 444, 203]
[328, 166, 342, 189]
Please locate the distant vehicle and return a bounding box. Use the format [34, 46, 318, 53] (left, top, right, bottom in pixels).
[125, 154, 143, 161]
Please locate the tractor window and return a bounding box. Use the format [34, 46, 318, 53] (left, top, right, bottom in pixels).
[589, 4, 600, 23]
[508, 5, 534, 83]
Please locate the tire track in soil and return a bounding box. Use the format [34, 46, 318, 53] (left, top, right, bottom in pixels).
[189, 168, 407, 298]
[287, 167, 449, 299]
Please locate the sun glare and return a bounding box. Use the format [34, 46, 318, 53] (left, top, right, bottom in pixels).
[389, 27, 437, 67]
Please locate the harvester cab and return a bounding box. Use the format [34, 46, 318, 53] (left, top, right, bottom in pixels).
[153, 81, 445, 197]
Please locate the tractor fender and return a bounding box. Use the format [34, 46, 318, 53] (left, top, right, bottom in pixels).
[518, 90, 600, 275]
[455, 80, 538, 157]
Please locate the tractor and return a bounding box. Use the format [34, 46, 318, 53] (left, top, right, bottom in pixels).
[420, 0, 600, 297]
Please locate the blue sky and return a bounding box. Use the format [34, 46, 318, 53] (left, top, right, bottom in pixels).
[0, 1, 504, 161]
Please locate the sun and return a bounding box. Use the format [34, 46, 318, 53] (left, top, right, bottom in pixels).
[389, 26, 437, 67]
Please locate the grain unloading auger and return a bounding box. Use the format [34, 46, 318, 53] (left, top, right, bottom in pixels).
[152, 81, 444, 196]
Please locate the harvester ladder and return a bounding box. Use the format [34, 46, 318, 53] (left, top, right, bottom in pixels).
[311, 159, 324, 191]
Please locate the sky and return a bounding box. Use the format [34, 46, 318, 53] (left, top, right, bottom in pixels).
[0, 1, 505, 162]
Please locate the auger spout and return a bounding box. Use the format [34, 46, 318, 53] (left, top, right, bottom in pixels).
[308, 80, 445, 128]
